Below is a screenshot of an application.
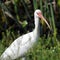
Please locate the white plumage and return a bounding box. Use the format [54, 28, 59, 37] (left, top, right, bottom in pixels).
[0, 9, 51, 60]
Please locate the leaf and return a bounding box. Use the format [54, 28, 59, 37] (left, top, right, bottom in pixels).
[22, 20, 28, 27]
[4, 11, 15, 20]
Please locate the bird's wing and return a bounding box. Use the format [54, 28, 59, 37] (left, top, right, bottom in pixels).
[9, 32, 33, 47]
[20, 32, 33, 45]
[0, 32, 34, 60]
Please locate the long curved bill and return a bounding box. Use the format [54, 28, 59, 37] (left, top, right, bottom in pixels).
[37, 13, 51, 30]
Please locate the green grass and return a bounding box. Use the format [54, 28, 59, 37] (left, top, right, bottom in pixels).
[0, 38, 60, 60]
[0, 41, 5, 56]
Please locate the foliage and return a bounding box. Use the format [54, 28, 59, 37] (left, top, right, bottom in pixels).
[0, 0, 60, 60]
[57, 0, 60, 6]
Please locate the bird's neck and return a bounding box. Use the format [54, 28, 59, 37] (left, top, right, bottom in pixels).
[34, 16, 40, 37]
[35, 16, 40, 29]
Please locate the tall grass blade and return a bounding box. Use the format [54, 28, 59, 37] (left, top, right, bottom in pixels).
[50, 3, 57, 38]
[14, 1, 20, 22]
[40, 0, 43, 11]
[50, 4, 56, 30]
[21, 0, 31, 20]
[33, 0, 38, 10]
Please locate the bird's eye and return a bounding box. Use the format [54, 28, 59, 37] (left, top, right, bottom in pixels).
[37, 12, 42, 17]
[37, 12, 41, 15]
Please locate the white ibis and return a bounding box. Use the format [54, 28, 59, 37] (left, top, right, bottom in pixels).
[0, 9, 51, 60]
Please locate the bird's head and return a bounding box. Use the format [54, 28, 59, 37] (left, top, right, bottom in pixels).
[34, 9, 42, 18]
[34, 9, 51, 30]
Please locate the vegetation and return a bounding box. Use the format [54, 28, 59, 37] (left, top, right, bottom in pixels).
[0, 0, 60, 60]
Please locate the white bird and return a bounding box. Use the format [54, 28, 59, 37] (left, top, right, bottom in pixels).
[0, 9, 51, 60]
